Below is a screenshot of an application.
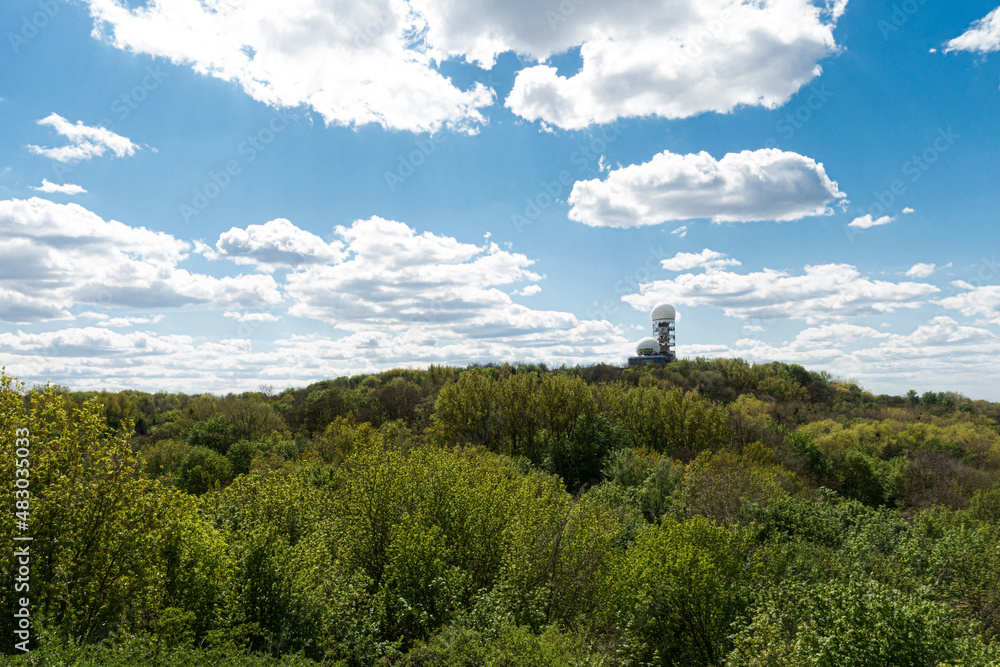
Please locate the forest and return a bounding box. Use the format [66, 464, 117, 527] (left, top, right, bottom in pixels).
[2, 359, 1000, 666]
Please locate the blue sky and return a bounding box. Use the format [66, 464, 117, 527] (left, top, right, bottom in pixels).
[1, 0, 999, 398]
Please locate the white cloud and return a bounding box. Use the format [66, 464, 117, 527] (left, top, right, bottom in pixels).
[515, 285, 542, 296]
[224, 311, 281, 323]
[0, 318, 629, 394]
[0, 198, 281, 323]
[848, 214, 894, 229]
[79, 312, 165, 327]
[681, 317, 1000, 399]
[660, 249, 740, 272]
[208, 218, 345, 271]
[945, 7, 1000, 54]
[793, 323, 890, 348]
[902, 207, 915, 214]
[31, 179, 87, 195]
[27, 114, 139, 163]
[82, 0, 494, 134]
[671, 225, 688, 238]
[283, 215, 544, 329]
[568, 148, 846, 228]
[937, 285, 1000, 326]
[623, 260, 939, 324]
[81, 0, 846, 133]
[501, 0, 845, 129]
[905, 262, 936, 278]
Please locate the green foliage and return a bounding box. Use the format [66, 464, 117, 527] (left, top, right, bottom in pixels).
[728, 579, 993, 666]
[186, 414, 240, 454]
[0, 372, 176, 647]
[141, 439, 192, 480]
[177, 446, 234, 495]
[6, 363, 1000, 665]
[610, 516, 758, 666]
[402, 620, 608, 666]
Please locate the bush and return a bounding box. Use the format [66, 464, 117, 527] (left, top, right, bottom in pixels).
[142, 439, 192, 480]
[728, 579, 995, 666]
[178, 446, 234, 494]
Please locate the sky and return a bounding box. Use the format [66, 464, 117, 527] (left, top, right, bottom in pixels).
[1, 0, 999, 399]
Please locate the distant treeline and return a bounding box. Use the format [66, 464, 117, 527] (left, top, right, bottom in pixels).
[3, 359, 1000, 666]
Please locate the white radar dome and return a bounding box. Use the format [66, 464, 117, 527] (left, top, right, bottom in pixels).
[651, 303, 676, 321]
[636, 338, 660, 355]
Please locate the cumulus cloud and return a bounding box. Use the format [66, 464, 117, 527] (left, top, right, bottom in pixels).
[945, 7, 1000, 54]
[937, 284, 1000, 326]
[31, 179, 87, 195]
[671, 226, 688, 238]
[283, 215, 546, 329]
[660, 249, 740, 272]
[207, 218, 346, 271]
[623, 260, 938, 324]
[0, 198, 281, 323]
[568, 148, 846, 228]
[848, 214, 894, 229]
[82, 0, 494, 134]
[905, 262, 936, 278]
[501, 0, 845, 129]
[80, 0, 845, 133]
[27, 114, 139, 163]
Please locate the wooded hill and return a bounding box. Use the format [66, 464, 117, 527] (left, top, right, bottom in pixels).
[3, 358, 1000, 666]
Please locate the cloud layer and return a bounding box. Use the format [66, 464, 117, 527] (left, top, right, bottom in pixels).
[81, 0, 846, 132]
[83, 0, 494, 133]
[0, 198, 280, 323]
[623, 253, 938, 324]
[569, 148, 846, 227]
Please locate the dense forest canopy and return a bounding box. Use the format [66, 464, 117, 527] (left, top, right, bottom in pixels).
[3, 358, 1000, 666]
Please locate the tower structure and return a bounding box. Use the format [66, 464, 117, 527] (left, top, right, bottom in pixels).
[628, 303, 676, 366]
[651, 303, 676, 361]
